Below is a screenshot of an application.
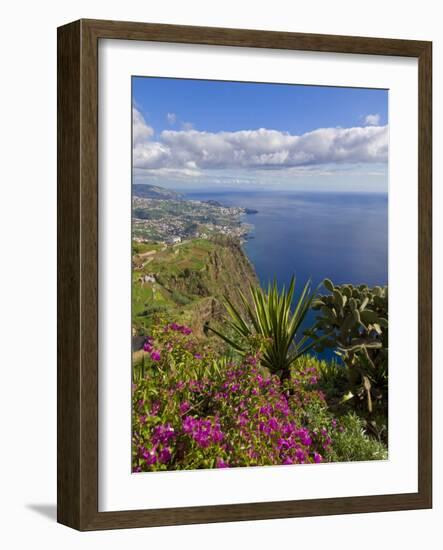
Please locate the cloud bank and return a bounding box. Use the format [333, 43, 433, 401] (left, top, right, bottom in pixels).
[133, 108, 388, 177]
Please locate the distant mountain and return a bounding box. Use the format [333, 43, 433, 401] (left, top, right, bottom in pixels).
[133, 184, 184, 200]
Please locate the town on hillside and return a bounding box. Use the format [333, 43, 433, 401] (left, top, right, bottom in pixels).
[132, 187, 256, 244]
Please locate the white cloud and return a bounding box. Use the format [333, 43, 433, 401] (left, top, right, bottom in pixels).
[132, 108, 154, 145]
[166, 112, 176, 125]
[133, 125, 388, 174]
[364, 113, 381, 126]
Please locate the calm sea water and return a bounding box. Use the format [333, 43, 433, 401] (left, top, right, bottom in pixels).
[187, 190, 388, 360]
[187, 190, 388, 289]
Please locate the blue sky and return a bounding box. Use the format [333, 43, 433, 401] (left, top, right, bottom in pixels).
[132, 77, 388, 192]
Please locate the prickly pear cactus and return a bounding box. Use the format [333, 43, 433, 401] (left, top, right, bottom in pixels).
[308, 279, 388, 417]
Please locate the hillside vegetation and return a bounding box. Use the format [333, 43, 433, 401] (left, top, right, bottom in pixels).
[132, 236, 258, 338]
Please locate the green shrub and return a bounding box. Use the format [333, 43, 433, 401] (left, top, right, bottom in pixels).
[171, 290, 191, 305]
[209, 276, 317, 380]
[309, 279, 388, 417]
[329, 412, 388, 462]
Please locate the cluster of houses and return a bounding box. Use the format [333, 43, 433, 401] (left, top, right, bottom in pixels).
[166, 236, 182, 245]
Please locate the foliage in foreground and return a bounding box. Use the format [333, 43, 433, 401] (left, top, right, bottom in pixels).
[309, 279, 388, 423]
[208, 277, 316, 381]
[132, 322, 387, 472]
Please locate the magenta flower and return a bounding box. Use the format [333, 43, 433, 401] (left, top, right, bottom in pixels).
[152, 423, 175, 445]
[179, 401, 190, 415]
[143, 336, 154, 352]
[183, 416, 224, 448]
[216, 458, 229, 468]
[168, 322, 192, 334]
[141, 447, 157, 465]
[267, 417, 279, 431]
[159, 447, 172, 464]
[150, 350, 161, 361]
[295, 449, 306, 463]
[278, 438, 291, 451]
[313, 452, 322, 464]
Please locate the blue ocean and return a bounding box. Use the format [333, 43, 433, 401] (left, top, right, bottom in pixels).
[187, 191, 388, 290]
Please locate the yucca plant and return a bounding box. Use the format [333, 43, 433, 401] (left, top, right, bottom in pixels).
[209, 276, 317, 380]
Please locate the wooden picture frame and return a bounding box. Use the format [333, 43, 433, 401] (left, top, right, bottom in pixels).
[57, 18, 432, 530]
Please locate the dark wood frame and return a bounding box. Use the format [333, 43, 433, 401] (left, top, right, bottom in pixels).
[57, 18, 432, 531]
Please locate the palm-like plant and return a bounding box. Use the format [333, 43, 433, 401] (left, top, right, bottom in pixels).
[209, 276, 317, 380]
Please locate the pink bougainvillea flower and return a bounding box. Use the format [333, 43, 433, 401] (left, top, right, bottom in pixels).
[295, 449, 306, 463]
[152, 423, 175, 445]
[313, 452, 322, 464]
[141, 447, 157, 465]
[216, 458, 229, 468]
[183, 416, 224, 448]
[150, 350, 161, 361]
[158, 447, 172, 464]
[143, 341, 153, 352]
[245, 354, 260, 366]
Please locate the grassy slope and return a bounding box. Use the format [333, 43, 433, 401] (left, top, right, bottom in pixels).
[132, 237, 258, 336]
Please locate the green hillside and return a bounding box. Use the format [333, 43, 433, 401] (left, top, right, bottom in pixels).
[132, 236, 258, 338]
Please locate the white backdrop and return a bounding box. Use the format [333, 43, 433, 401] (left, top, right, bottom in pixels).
[0, 0, 441, 548]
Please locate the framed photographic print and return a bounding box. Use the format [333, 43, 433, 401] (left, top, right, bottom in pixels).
[57, 19, 432, 530]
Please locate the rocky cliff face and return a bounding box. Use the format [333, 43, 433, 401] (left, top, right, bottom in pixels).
[159, 238, 257, 335]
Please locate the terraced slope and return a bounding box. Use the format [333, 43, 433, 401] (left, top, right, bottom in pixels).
[132, 236, 258, 338]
